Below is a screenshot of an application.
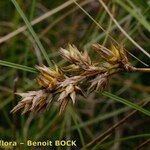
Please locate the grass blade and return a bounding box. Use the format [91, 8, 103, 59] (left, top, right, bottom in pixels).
[73, 0, 150, 65]
[103, 91, 150, 116]
[0, 0, 76, 44]
[98, 0, 150, 59]
[115, 0, 150, 32]
[10, 0, 51, 66]
[0, 60, 37, 73]
[70, 107, 86, 147]
[71, 107, 129, 130]
[98, 133, 150, 148]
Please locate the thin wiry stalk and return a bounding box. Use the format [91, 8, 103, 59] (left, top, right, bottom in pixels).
[81, 100, 150, 149]
[98, 0, 150, 58]
[135, 139, 150, 150]
[0, 0, 93, 44]
[130, 67, 150, 73]
[72, 0, 149, 66]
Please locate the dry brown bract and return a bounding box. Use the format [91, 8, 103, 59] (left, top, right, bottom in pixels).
[11, 43, 149, 115]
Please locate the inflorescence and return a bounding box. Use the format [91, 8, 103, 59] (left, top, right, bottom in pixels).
[11, 43, 149, 115]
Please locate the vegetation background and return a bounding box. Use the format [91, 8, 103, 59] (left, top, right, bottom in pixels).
[0, 0, 150, 149]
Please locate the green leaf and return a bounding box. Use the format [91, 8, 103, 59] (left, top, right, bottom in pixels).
[103, 91, 150, 116]
[10, 0, 51, 66]
[0, 60, 37, 73]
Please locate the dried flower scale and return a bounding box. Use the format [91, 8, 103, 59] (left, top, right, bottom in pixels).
[11, 44, 150, 115]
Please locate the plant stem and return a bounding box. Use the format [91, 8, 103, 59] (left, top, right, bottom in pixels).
[131, 67, 150, 73]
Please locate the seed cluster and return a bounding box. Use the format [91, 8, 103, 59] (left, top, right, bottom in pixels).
[11, 43, 134, 115]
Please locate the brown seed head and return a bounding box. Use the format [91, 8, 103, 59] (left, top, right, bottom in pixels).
[60, 44, 92, 70]
[88, 72, 109, 92]
[36, 65, 64, 90]
[11, 90, 52, 114]
[92, 44, 115, 61]
[11, 43, 132, 116]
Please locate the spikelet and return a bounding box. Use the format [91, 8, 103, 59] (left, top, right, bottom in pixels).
[92, 43, 123, 63]
[36, 65, 64, 90]
[11, 90, 52, 114]
[60, 44, 92, 70]
[58, 84, 84, 114]
[88, 72, 109, 92]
